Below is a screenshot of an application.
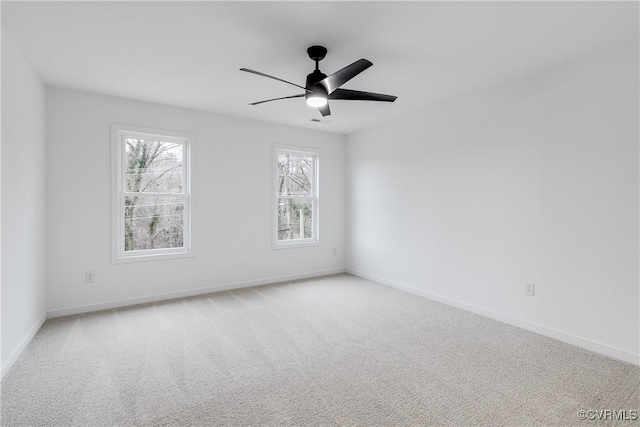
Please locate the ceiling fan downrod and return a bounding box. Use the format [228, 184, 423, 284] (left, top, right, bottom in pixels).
[307, 45, 327, 72]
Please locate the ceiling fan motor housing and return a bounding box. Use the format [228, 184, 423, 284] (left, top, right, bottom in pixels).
[305, 70, 328, 103]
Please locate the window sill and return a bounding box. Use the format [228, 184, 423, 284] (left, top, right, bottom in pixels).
[111, 250, 194, 264]
[272, 240, 320, 250]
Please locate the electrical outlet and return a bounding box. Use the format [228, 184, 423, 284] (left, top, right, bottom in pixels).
[524, 282, 535, 297]
[85, 271, 95, 284]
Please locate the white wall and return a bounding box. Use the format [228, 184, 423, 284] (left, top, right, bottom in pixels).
[1, 29, 47, 377]
[46, 87, 346, 315]
[347, 44, 639, 363]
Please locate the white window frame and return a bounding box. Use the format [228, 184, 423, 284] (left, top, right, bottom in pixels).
[111, 124, 193, 263]
[273, 145, 320, 249]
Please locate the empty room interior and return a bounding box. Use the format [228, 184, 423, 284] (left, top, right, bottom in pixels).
[1, 1, 639, 426]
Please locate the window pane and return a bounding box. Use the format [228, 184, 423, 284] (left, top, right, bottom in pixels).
[125, 138, 184, 193]
[277, 153, 313, 196]
[124, 195, 184, 251]
[278, 198, 313, 240]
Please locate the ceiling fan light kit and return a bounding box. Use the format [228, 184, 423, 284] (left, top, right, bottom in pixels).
[306, 94, 328, 108]
[240, 45, 397, 117]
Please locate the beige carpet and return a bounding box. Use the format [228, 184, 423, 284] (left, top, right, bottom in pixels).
[1, 274, 638, 426]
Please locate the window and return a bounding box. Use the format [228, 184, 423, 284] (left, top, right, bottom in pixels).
[112, 125, 191, 262]
[274, 146, 319, 248]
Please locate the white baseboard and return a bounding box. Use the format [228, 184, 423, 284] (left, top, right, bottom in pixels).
[47, 268, 347, 319]
[347, 268, 639, 366]
[1, 312, 47, 380]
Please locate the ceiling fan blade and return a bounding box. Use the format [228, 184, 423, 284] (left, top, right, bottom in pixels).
[249, 94, 305, 106]
[318, 59, 373, 94]
[240, 68, 311, 93]
[317, 103, 331, 117]
[329, 89, 397, 102]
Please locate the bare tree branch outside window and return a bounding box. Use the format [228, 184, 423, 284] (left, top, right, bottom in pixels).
[277, 153, 314, 241]
[124, 138, 185, 251]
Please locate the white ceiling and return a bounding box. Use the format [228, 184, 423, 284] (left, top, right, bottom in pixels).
[2, 1, 638, 135]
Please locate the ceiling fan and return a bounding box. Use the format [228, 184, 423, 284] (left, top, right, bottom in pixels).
[240, 46, 397, 117]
